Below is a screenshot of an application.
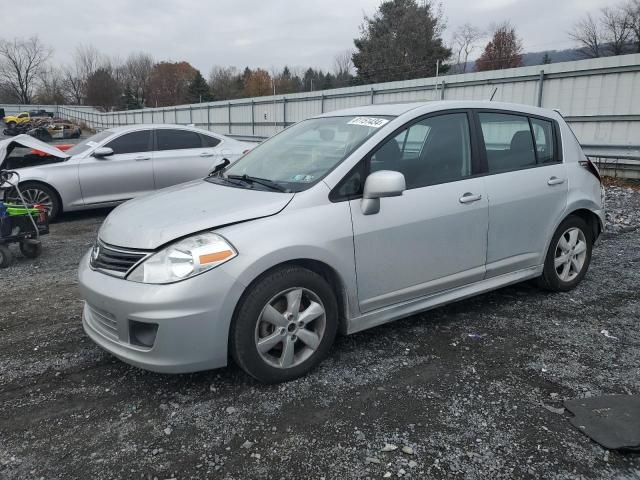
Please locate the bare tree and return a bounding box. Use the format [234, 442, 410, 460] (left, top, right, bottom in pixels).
[0, 36, 52, 104]
[601, 5, 632, 55]
[625, 0, 640, 52]
[119, 52, 154, 107]
[61, 44, 107, 104]
[208, 66, 242, 100]
[332, 49, 355, 87]
[35, 67, 66, 104]
[451, 23, 484, 73]
[569, 13, 604, 58]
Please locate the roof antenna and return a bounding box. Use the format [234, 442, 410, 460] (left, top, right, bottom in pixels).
[489, 87, 498, 101]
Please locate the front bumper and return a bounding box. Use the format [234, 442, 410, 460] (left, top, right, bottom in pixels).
[78, 251, 246, 373]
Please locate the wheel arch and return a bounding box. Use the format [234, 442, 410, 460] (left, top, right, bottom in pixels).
[565, 208, 602, 242]
[231, 258, 352, 336]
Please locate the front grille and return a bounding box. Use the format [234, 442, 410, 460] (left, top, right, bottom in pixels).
[87, 304, 119, 340]
[90, 241, 149, 277]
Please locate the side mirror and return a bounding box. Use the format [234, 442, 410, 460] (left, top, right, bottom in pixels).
[209, 157, 230, 175]
[360, 170, 406, 215]
[93, 147, 113, 158]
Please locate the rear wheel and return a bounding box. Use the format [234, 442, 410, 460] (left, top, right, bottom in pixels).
[6, 182, 60, 221]
[537, 215, 592, 291]
[0, 245, 14, 268]
[230, 266, 338, 383]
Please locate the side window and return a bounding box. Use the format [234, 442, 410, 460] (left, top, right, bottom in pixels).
[105, 130, 152, 155]
[200, 133, 221, 148]
[18, 113, 27, 119]
[478, 113, 536, 174]
[156, 129, 202, 151]
[530, 118, 555, 164]
[371, 113, 472, 189]
[331, 161, 367, 201]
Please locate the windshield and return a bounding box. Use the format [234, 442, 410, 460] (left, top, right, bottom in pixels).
[219, 115, 393, 192]
[65, 130, 113, 156]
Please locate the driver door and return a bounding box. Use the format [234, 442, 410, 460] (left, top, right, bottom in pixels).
[78, 129, 155, 206]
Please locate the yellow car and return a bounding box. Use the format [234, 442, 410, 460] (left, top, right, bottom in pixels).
[2, 112, 31, 128]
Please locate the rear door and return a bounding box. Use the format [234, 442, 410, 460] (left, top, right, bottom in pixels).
[152, 129, 222, 188]
[477, 110, 568, 277]
[347, 111, 488, 312]
[78, 129, 154, 205]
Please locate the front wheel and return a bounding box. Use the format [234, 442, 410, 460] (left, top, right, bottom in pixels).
[536, 215, 593, 292]
[6, 182, 60, 221]
[230, 266, 338, 383]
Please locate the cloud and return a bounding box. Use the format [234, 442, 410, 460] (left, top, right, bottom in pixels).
[1, 0, 621, 72]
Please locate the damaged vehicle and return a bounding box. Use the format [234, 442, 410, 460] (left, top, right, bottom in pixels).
[3, 125, 251, 220]
[78, 101, 605, 383]
[28, 122, 82, 141]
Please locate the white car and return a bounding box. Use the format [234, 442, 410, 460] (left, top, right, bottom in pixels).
[1, 125, 252, 220]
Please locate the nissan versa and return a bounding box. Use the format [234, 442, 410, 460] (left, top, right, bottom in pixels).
[79, 101, 604, 383]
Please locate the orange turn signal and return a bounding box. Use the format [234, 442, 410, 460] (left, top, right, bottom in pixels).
[199, 250, 234, 264]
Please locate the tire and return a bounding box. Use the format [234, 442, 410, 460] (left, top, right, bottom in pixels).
[0, 244, 14, 268]
[6, 182, 60, 221]
[536, 215, 593, 292]
[20, 241, 42, 259]
[7, 121, 16, 128]
[230, 266, 338, 383]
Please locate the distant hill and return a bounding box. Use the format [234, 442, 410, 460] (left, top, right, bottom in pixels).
[452, 45, 629, 73]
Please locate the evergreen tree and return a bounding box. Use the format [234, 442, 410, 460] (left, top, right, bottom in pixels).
[187, 70, 213, 103]
[353, 0, 451, 83]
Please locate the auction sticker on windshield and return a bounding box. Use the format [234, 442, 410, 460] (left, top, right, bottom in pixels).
[347, 117, 389, 128]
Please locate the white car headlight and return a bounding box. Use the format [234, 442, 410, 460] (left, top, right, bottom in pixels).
[127, 232, 236, 284]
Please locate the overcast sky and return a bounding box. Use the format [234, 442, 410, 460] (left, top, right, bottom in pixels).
[6, 0, 617, 74]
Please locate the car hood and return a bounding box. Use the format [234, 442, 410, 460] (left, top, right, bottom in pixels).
[0, 134, 70, 168]
[98, 179, 295, 250]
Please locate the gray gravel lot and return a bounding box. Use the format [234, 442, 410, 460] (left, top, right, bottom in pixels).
[0, 182, 639, 480]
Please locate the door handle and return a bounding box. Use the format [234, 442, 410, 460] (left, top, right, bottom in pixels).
[134, 155, 150, 161]
[200, 152, 214, 157]
[547, 176, 565, 186]
[459, 192, 482, 204]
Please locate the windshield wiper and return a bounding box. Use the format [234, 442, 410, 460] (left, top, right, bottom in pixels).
[226, 174, 287, 192]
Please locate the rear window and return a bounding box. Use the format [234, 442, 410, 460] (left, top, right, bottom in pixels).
[478, 113, 536, 174]
[156, 129, 202, 151]
[530, 117, 555, 164]
[200, 133, 221, 148]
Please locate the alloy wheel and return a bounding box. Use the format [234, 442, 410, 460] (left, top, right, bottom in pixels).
[254, 287, 326, 369]
[554, 227, 587, 282]
[8, 188, 53, 213]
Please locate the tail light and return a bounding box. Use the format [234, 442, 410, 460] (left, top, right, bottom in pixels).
[579, 158, 601, 183]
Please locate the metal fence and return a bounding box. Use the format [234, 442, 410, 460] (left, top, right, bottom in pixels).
[49, 53, 640, 149]
[3, 54, 640, 163]
[1, 104, 99, 116]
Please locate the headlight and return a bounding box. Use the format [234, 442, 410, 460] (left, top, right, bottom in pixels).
[127, 232, 236, 284]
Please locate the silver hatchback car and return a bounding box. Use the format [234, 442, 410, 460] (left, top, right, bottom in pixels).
[79, 101, 604, 383]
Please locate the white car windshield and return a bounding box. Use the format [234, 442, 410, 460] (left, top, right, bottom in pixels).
[65, 130, 113, 156]
[220, 115, 393, 192]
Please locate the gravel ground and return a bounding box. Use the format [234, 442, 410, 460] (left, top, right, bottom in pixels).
[0, 182, 639, 480]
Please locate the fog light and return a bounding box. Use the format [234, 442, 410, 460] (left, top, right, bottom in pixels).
[129, 320, 158, 348]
